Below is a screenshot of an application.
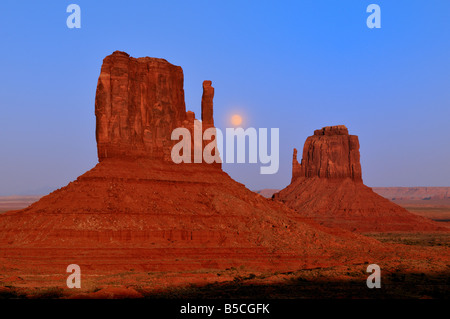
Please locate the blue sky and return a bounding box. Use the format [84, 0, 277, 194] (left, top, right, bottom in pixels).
[0, 1, 449, 195]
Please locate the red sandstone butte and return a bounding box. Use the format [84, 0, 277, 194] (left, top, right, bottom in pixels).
[0, 53, 390, 284]
[96, 51, 190, 161]
[274, 125, 448, 233]
[292, 125, 361, 181]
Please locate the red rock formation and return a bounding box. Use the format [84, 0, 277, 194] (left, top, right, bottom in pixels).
[275, 126, 448, 232]
[0, 54, 393, 293]
[0, 54, 449, 298]
[95, 51, 189, 161]
[201, 80, 214, 126]
[292, 125, 361, 182]
[95, 51, 219, 166]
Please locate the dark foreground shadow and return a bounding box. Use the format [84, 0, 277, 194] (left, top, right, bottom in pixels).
[1, 270, 449, 299]
[141, 270, 450, 299]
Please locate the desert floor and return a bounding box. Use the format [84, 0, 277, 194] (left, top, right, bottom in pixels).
[0, 195, 449, 299]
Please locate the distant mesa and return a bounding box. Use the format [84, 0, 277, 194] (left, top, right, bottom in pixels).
[274, 125, 448, 232]
[255, 187, 450, 202]
[372, 187, 450, 201]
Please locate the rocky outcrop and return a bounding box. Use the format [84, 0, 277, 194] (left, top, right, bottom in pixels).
[201, 80, 214, 126]
[95, 51, 220, 166]
[96, 51, 191, 161]
[275, 126, 447, 232]
[292, 125, 362, 182]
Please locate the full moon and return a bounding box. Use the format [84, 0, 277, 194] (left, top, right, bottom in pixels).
[231, 114, 243, 126]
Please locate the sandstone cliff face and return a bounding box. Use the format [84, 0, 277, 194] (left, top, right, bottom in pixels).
[95, 51, 220, 164]
[276, 125, 447, 232]
[292, 125, 362, 182]
[96, 51, 190, 161]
